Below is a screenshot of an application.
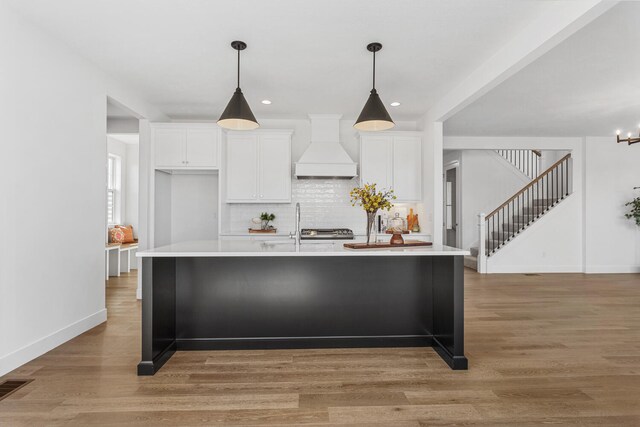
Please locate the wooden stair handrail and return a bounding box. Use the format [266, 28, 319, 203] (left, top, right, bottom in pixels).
[486, 153, 571, 219]
[532, 149, 542, 157]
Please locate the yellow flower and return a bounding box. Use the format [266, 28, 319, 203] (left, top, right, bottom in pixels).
[350, 183, 395, 213]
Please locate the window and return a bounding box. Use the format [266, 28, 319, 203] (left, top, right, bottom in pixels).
[107, 154, 121, 225]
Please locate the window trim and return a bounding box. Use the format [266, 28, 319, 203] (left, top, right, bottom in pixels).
[107, 154, 122, 226]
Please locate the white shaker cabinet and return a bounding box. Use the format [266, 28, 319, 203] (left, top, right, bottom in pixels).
[360, 133, 422, 202]
[154, 127, 186, 168]
[226, 130, 292, 203]
[153, 124, 220, 169]
[258, 134, 292, 201]
[360, 135, 393, 190]
[185, 128, 219, 167]
[226, 134, 259, 201]
[392, 136, 422, 201]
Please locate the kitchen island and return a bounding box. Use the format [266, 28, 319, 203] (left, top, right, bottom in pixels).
[136, 240, 469, 375]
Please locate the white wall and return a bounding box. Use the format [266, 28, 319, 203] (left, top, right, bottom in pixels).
[153, 171, 173, 248]
[584, 137, 640, 273]
[171, 174, 219, 243]
[107, 117, 139, 134]
[418, 119, 442, 243]
[153, 171, 219, 244]
[445, 137, 584, 273]
[126, 144, 139, 236]
[0, 4, 164, 376]
[540, 149, 570, 171]
[487, 195, 584, 273]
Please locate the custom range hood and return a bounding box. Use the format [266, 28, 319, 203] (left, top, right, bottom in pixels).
[295, 114, 358, 179]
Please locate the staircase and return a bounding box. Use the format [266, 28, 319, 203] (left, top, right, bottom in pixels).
[470, 153, 572, 271]
[496, 149, 541, 179]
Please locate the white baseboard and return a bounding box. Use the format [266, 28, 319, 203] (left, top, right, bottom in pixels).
[486, 265, 583, 274]
[0, 309, 107, 377]
[584, 265, 640, 274]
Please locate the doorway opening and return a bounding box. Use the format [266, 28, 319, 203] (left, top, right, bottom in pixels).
[105, 98, 142, 295]
[443, 161, 460, 248]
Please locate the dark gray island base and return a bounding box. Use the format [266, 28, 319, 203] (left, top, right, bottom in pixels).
[137, 242, 468, 375]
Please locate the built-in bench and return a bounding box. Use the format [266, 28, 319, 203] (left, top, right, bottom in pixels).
[119, 243, 138, 274]
[105, 242, 139, 280]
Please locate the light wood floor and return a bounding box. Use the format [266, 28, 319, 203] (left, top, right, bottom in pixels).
[1, 270, 640, 426]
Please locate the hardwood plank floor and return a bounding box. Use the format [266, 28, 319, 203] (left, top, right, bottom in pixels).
[1, 270, 639, 426]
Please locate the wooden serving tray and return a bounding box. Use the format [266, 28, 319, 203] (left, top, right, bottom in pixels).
[344, 240, 433, 249]
[248, 228, 277, 234]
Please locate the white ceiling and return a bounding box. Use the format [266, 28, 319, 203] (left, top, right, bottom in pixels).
[6, 0, 556, 121]
[445, 2, 640, 137]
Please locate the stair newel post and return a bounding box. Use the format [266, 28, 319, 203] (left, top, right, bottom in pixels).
[478, 213, 487, 274]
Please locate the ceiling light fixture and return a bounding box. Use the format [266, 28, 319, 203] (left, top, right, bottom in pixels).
[390, 102, 401, 107]
[354, 42, 395, 132]
[261, 99, 272, 105]
[217, 41, 259, 130]
[616, 126, 640, 145]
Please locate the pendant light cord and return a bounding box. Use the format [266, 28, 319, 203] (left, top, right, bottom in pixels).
[372, 50, 376, 90]
[237, 48, 241, 90]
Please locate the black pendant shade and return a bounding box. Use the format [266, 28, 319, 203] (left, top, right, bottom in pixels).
[218, 41, 259, 130]
[354, 42, 394, 131]
[218, 87, 259, 130]
[355, 88, 394, 131]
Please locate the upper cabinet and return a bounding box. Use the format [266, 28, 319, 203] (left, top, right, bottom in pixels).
[225, 130, 292, 203]
[153, 123, 220, 169]
[360, 133, 422, 202]
[360, 135, 393, 190]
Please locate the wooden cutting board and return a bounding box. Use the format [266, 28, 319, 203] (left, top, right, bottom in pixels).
[343, 240, 433, 249]
[248, 228, 277, 234]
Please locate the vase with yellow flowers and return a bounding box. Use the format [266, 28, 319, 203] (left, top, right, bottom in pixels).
[350, 183, 396, 245]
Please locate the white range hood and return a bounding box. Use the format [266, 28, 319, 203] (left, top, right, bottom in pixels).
[295, 114, 358, 179]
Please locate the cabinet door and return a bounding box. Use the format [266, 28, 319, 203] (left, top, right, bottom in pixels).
[259, 135, 291, 202]
[186, 128, 218, 167]
[360, 136, 393, 190]
[154, 128, 186, 167]
[226, 134, 258, 202]
[393, 136, 422, 201]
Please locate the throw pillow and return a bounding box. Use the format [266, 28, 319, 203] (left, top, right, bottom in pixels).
[109, 227, 125, 244]
[116, 225, 135, 243]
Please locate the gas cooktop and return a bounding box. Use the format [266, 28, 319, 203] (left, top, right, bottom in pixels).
[300, 228, 354, 240]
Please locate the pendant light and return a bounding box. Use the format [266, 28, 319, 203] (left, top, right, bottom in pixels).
[354, 42, 395, 131]
[217, 41, 259, 130]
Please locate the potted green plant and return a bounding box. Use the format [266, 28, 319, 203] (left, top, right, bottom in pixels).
[624, 187, 640, 226]
[260, 212, 276, 230]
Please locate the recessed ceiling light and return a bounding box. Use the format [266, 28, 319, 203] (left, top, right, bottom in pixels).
[261, 99, 272, 105]
[390, 102, 401, 107]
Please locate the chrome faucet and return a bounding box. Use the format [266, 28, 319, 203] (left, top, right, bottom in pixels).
[289, 202, 301, 247]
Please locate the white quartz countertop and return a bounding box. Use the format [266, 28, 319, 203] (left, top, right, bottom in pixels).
[137, 240, 470, 258]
